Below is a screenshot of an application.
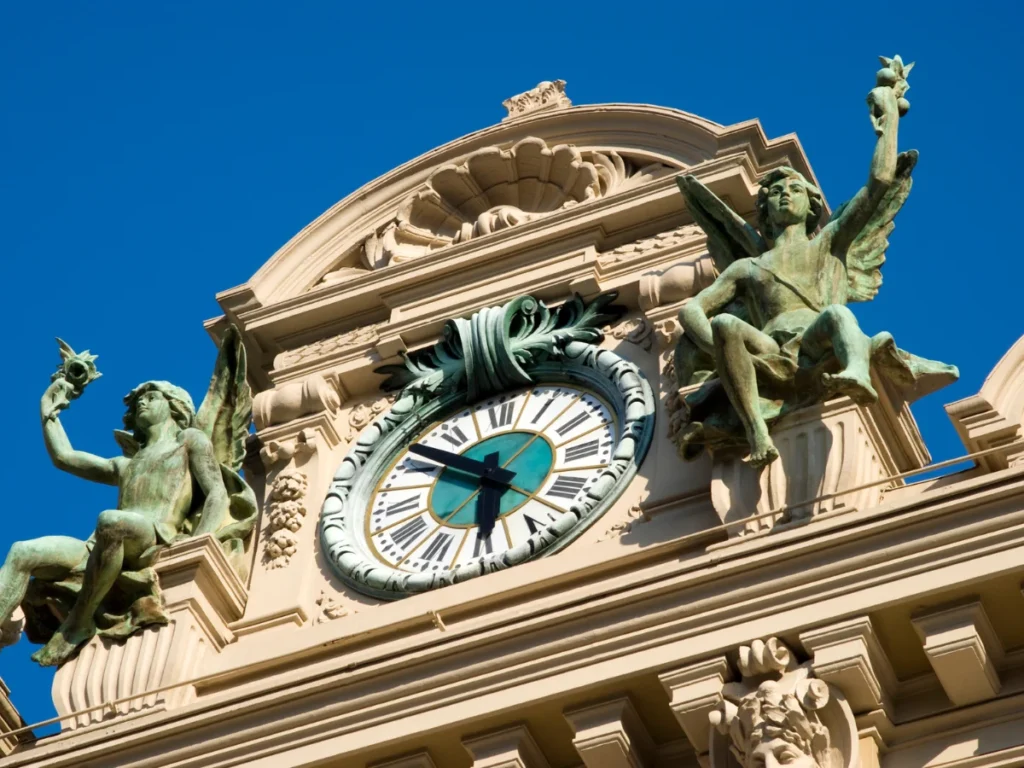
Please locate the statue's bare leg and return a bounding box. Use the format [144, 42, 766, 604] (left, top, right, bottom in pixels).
[33, 511, 156, 667]
[805, 305, 878, 404]
[0, 536, 88, 630]
[710, 314, 782, 468]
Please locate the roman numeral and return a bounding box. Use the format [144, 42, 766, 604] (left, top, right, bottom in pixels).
[402, 459, 437, 478]
[440, 425, 469, 448]
[473, 533, 494, 557]
[383, 496, 420, 517]
[556, 411, 591, 436]
[524, 514, 545, 535]
[564, 439, 600, 462]
[487, 402, 514, 429]
[421, 533, 454, 563]
[548, 475, 587, 500]
[391, 517, 428, 550]
[530, 395, 556, 424]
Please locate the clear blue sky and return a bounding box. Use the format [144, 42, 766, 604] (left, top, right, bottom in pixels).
[2, 1, 1021, 733]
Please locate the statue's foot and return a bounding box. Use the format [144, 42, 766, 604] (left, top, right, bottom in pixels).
[31, 625, 92, 667]
[747, 435, 779, 470]
[823, 369, 878, 405]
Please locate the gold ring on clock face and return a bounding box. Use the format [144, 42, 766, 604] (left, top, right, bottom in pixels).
[365, 384, 617, 575]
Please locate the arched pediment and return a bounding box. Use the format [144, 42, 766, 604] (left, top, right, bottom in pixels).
[946, 334, 1024, 470]
[236, 103, 813, 307]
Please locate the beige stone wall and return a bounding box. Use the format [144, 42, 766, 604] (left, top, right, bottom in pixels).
[8, 88, 1024, 768]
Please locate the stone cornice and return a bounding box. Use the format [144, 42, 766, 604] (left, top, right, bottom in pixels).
[11, 466, 1024, 767]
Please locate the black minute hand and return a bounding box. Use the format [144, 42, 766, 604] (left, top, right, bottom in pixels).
[408, 444, 516, 485]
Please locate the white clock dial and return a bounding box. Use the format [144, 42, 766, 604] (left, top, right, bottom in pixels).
[366, 385, 616, 575]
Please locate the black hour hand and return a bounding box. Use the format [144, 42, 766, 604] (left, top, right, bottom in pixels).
[476, 453, 501, 538]
[409, 443, 516, 485]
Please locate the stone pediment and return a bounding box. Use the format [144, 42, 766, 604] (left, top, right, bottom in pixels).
[350, 137, 675, 272]
[222, 103, 817, 315]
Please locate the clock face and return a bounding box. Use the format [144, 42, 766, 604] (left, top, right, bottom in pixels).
[366, 385, 616, 575]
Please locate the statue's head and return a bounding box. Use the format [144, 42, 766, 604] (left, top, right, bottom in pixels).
[123, 381, 195, 441]
[724, 681, 831, 768]
[757, 167, 824, 238]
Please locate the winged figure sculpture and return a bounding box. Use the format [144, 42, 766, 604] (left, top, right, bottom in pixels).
[0, 327, 257, 666]
[671, 56, 958, 467]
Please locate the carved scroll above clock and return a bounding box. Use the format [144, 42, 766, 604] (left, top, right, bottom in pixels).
[359, 137, 674, 269]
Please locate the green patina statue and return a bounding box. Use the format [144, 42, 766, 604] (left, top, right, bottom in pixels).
[670, 56, 958, 467]
[0, 329, 257, 667]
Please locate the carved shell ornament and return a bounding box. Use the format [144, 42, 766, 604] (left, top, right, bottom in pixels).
[360, 137, 674, 268]
[319, 292, 657, 599]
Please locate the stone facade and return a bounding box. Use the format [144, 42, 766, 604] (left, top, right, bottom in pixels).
[4, 83, 1024, 768]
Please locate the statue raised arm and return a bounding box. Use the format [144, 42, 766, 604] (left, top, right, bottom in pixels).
[670, 55, 958, 467]
[0, 329, 258, 667]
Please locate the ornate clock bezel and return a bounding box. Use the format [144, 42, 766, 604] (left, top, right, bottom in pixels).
[320, 293, 656, 600]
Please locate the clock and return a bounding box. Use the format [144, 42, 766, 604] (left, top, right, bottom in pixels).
[368, 385, 616, 575]
[320, 292, 655, 599]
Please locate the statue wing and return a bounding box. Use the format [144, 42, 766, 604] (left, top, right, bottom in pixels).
[675, 174, 767, 271]
[832, 150, 917, 303]
[195, 325, 252, 472]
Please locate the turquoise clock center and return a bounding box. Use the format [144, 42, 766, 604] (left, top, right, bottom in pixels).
[429, 432, 554, 526]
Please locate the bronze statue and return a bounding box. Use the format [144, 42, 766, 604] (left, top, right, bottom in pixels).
[671, 56, 958, 466]
[0, 330, 256, 666]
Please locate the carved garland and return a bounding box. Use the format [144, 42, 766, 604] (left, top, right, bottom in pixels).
[319, 292, 657, 599]
[262, 469, 308, 569]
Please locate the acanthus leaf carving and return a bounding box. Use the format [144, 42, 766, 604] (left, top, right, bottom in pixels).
[502, 80, 572, 119]
[710, 638, 858, 768]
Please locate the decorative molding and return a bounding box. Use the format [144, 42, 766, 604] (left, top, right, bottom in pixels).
[911, 600, 1005, 706]
[600, 224, 705, 266]
[274, 324, 385, 371]
[262, 470, 309, 569]
[564, 697, 655, 768]
[314, 590, 350, 624]
[342, 396, 392, 443]
[607, 317, 654, 352]
[502, 80, 571, 120]
[257, 410, 345, 469]
[253, 373, 341, 429]
[598, 505, 646, 542]
[799, 617, 898, 716]
[354, 138, 673, 269]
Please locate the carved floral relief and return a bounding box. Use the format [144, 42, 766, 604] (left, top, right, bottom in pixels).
[263, 469, 309, 569]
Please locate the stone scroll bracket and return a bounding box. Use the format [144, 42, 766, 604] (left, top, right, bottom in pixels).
[52, 535, 246, 732]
